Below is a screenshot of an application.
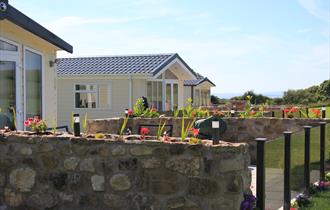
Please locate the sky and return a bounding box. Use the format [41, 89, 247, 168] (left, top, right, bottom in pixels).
[10, 0, 330, 95]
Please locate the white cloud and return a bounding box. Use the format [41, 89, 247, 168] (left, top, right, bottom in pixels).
[298, 0, 330, 22]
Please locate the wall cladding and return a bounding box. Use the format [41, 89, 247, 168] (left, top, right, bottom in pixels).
[0, 135, 251, 210]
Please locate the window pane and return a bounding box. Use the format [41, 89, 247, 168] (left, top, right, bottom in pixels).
[152, 81, 157, 109]
[0, 40, 18, 51]
[75, 93, 97, 108]
[99, 84, 109, 108]
[157, 82, 162, 111]
[25, 50, 42, 119]
[195, 89, 200, 107]
[173, 84, 178, 110]
[165, 84, 171, 111]
[147, 81, 152, 105]
[76, 84, 86, 91]
[75, 84, 96, 91]
[0, 61, 16, 128]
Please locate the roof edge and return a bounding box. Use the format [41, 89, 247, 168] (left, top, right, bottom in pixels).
[2, 2, 73, 53]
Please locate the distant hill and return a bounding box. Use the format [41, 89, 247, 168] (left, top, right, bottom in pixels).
[214, 91, 283, 99]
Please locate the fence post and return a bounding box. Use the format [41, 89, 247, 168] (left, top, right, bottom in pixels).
[306, 107, 309, 118]
[282, 110, 285, 118]
[271, 111, 275, 117]
[320, 122, 326, 181]
[304, 126, 312, 194]
[284, 131, 292, 210]
[255, 138, 267, 210]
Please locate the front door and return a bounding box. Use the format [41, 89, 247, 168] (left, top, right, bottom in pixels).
[165, 82, 178, 111]
[0, 38, 23, 130]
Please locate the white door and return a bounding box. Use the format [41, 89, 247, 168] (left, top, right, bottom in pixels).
[0, 38, 23, 130]
[165, 82, 178, 111]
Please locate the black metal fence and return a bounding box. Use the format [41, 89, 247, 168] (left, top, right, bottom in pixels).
[254, 121, 328, 210]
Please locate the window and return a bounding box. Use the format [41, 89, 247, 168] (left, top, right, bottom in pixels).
[74, 84, 111, 109]
[0, 39, 18, 51]
[147, 81, 163, 110]
[25, 49, 42, 119]
[194, 89, 200, 107]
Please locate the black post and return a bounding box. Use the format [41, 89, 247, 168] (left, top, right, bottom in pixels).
[255, 138, 267, 210]
[321, 107, 326, 119]
[304, 126, 311, 194]
[306, 107, 309, 118]
[320, 122, 326, 181]
[283, 131, 292, 210]
[282, 110, 285, 118]
[271, 111, 275, 117]
[73, 114, 80, 137]
[212, 116, 220, 145]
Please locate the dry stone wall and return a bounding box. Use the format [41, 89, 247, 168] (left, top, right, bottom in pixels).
[0, 134, 251, 210]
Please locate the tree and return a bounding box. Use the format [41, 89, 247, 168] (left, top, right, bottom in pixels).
[211, 95, 221, 105]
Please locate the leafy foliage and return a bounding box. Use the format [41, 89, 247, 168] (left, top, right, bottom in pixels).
[133, 98, 146, 117]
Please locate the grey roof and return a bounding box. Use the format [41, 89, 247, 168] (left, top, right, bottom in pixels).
[57, 53, 196, 76]
[1, 1, 72, 53]
[184, 77, 216, 87]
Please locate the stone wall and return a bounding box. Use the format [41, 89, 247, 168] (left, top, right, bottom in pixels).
[0, 134, 251, 210]
[87, 117, 329, 162]
[88, 117, 329, 141]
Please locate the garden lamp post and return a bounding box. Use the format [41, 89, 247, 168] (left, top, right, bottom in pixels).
[73, 114, 80, 137]
[125, 109, 129, 118]
[230, 110, 235, 117]
[212, 116, 220, 145]
[321, 107, 326, 118]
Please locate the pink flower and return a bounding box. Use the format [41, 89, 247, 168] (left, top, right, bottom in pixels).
[284, 108, 290, 113]
[24, 120, 31, 127]
[127, 109, 134, 117]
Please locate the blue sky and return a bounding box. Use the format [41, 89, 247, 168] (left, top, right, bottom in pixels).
[11, 0, 330, 94]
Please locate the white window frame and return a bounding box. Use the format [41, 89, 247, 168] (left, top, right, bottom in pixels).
[0, 37, 23, 130]
[73, 83, 112, 110]
[23, 46, 44, 122]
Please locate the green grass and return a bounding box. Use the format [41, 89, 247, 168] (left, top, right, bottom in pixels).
[265, 124, 330, 190]
[300, 190, 330, 210]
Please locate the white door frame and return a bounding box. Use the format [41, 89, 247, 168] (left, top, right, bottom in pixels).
[165, 80, 178, 111]
[0, 37, 23, 130]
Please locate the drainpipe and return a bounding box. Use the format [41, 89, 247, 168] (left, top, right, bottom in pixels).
[128, 76, 132, 109]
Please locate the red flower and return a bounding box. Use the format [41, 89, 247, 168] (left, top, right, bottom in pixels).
[28, 118, 34, 122]
[191, 128, 199, 137]
[290, 208, 297, 210]
[127, 109, 134, 117]
[191, 111, 196, 118]
[311, 108, 321, 117]
[249, 111, 256, 116]
[284, 108, 290, 113]
[290, 107, 298, 113]
[141, 127, 149, 135]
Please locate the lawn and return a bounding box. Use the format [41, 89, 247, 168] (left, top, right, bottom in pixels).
[300, 190, 330, 210]
[265, 123, 330, 190]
